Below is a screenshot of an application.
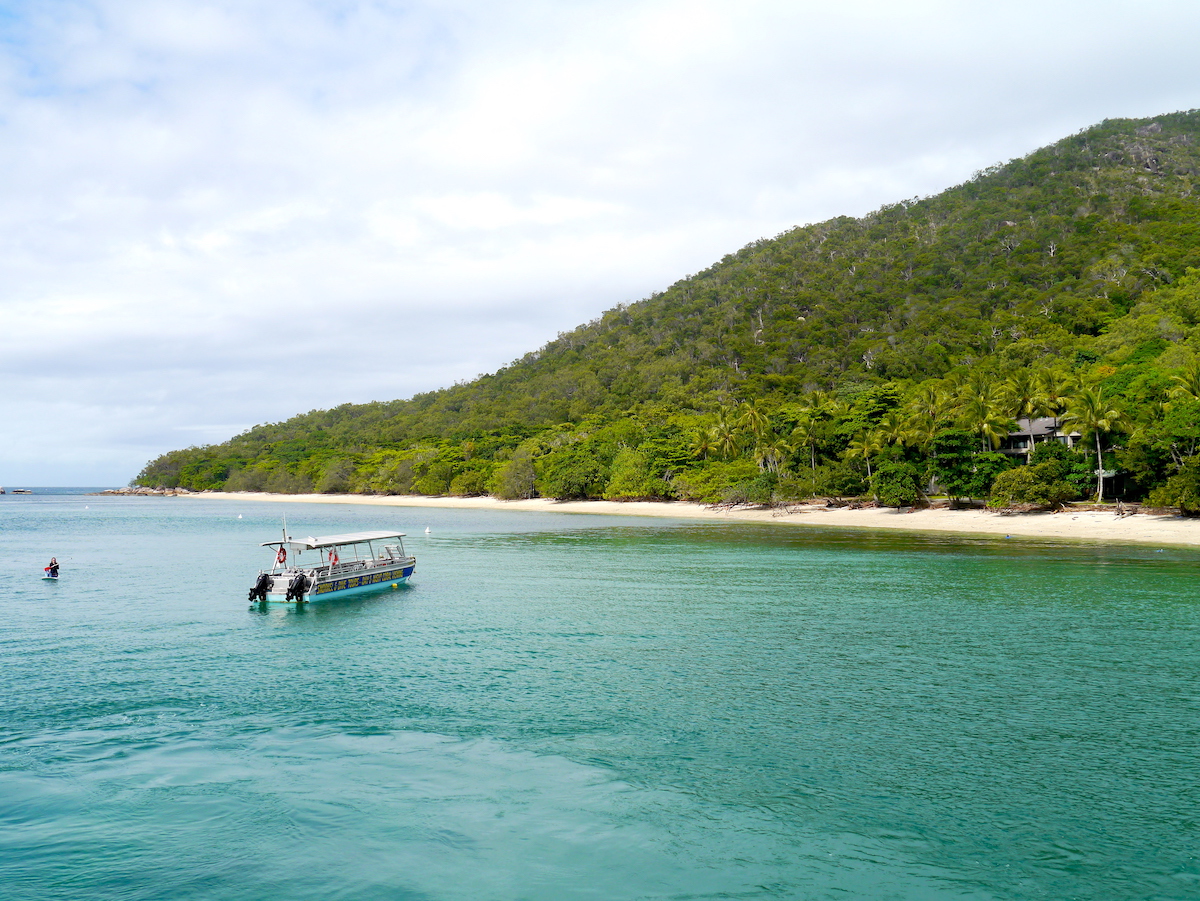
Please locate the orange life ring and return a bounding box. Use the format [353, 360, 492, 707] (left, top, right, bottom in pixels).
[276, 547, 287, 565]
[329, 550, 339, 566]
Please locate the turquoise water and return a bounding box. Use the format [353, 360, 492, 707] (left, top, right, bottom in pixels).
[1, 492, 1198, 900]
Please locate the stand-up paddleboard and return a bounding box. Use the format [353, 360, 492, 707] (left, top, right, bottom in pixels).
[42, 569, 59, 581]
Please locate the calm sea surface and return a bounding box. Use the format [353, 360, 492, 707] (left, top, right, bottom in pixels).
[1, 491, 1197, 900]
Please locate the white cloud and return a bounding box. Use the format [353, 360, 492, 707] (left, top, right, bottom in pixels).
[1, 0, 1199, 483]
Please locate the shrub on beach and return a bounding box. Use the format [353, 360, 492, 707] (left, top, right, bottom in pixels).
[1147, 456, 1200, 514]
[872, 460, 924, 508]
[988, 460, 1078, 509]
[672, 460, 759, 504]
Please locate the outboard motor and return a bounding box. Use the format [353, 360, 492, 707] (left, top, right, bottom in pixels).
[248, 572, 273, 602]
[285, 572, 310, 603]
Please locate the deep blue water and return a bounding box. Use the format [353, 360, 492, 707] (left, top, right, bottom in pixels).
[1, 491, 1198, 900]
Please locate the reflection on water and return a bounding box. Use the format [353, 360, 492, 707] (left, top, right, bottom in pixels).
[248, 583, 415, 617]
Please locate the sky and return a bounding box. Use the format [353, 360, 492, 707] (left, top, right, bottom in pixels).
[1, 0, 1198, 486]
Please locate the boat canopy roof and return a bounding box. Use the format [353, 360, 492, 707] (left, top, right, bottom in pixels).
[262, 530, 407, 550]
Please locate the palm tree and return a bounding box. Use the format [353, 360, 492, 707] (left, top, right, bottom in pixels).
[789, 414, 819, 482]
[876, 410, 909, 448]
[846, 431, 883, 500]
[734, 402, 781, 473]
[801, 390, 840, 420]
[753, 435, 792, 474]
[689, 430, 715, 461]
[905, 382, 950, 449]
[710, 407, 741, 460]
[1036, 368, 1074, 426]
[788, 390, 843, 491]
[1169, 360, 1200, 402]
[957, 379, 1016, 452]
[737, 402, 771, 443]
[1062, 386, 1125, 501]
[1003, 369, 1051, 461]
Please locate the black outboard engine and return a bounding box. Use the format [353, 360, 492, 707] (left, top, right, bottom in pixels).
[248, 572, 273, 602]
[285, 572, 310, 603]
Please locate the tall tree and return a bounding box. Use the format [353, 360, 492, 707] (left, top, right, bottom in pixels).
[957, 379, 1016, 453]
[1036, 369, 1074, 427]
[1003, 369, 1051, 461]
[753, 435, 792, 474]
[1063, 386, 1125, 501]
[876, 410, 910, 448]
[906, 383, 949, 439]
[846, 431, 883, 500]
[710, 407, 741, 460]
[737, 402, 772, 443]
[789, 414, 819, 482]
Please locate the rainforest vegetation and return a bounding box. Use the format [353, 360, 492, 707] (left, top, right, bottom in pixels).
[136, 111, 1200, 513]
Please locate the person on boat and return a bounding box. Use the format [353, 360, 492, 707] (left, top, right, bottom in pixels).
[46, 557, 59, 577]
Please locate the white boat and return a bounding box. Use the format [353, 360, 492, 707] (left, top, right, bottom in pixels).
[248, 529, 416, 604]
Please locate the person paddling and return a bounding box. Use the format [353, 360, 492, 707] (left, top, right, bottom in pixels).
[45, 557, 59, 578]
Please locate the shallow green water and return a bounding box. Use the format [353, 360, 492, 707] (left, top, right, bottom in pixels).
[1, 492, 1198, 900]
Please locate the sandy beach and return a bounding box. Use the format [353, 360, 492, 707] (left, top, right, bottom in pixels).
[180, 492, 1200, 548]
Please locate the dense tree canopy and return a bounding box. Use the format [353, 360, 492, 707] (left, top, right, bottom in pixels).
[137, 112, 1200, 511]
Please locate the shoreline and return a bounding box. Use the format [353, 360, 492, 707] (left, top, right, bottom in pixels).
[179, 491, 1200, 548]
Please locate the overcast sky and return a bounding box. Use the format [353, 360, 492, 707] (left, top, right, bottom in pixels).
[1, 0, 1198, 485]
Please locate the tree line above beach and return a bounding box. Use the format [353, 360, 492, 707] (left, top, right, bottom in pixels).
[136, 110, 1200, 513]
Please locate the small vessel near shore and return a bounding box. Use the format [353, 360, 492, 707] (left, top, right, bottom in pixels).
[248, 529, 416, 604]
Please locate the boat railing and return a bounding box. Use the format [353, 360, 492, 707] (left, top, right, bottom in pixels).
[321, 551, 414, 575]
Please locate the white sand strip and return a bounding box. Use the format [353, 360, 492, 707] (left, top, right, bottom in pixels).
[182, 492, 1200, 548]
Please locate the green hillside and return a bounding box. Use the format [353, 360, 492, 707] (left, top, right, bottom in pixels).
[136, 110, 1200, 511]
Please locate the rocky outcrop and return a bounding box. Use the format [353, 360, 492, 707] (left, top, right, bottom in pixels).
[94, 487, 197, 496]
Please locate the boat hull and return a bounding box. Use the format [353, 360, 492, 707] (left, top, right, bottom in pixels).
[311, 563, 415, 599]
[256, 562, 415, 604]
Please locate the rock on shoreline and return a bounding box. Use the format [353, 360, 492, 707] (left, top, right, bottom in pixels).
[93, 487, 199, 497]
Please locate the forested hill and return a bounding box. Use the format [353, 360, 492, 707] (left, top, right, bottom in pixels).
[137, 110, 1200, 511]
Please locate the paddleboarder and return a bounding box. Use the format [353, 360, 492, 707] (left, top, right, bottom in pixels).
[45, 557, 59, 578]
